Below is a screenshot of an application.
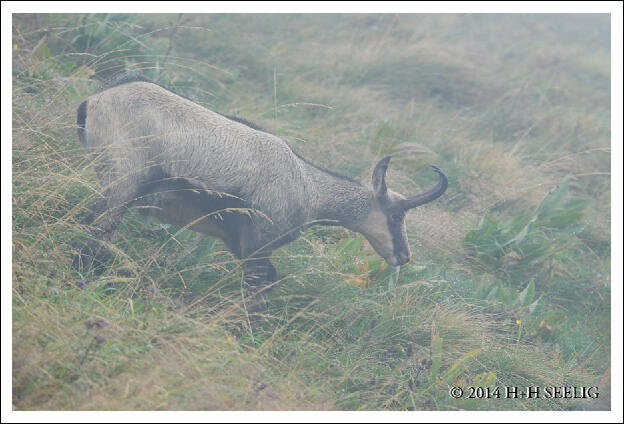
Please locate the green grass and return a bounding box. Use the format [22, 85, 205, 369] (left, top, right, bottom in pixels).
[12, 13, 611, 410]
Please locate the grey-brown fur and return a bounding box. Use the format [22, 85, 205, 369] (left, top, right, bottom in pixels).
[72, 80, 447, 312]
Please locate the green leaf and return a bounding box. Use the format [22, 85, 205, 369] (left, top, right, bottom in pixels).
[528, 295, 542, 314]
[58, 60, 76, 76]
[367, 256, 383, 273]
[543, 208, 586, 229]
[443, 348, 483, 385]
[370, 121, 398, 156]
[535, 176, 571, 220]
[336, 237, 362, 258]
[387, 266, 400, 291]
[486, 284, 499, 301]
[194, 238, 218, 260]
[505, 215, 535, 246]
[34, 41, 51, 60]
[473, 371, 497, 387]
[517, 279, 535, 307]
[506, 176, 576, 246]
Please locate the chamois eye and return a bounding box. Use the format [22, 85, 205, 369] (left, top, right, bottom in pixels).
[390, 212, 403, 222]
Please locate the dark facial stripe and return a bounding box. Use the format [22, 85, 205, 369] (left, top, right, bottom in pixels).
[386, 214, 408, 261]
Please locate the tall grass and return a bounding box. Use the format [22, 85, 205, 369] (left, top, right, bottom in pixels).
[12, 13, 610, 410]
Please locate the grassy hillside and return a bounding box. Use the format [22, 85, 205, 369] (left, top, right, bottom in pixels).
[12, 13, 611, 410]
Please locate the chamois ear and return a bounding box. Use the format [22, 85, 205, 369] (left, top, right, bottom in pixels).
[372, 156, 391, 201]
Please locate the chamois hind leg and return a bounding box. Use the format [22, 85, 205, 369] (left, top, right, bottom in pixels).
[72, 185, 137, 275]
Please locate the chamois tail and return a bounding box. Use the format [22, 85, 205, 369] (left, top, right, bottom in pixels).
[77, 100, 87, 145]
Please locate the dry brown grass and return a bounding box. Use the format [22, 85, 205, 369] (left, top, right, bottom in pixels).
[13, 292, 332, 410]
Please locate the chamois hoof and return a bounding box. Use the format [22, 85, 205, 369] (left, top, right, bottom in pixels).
[243, 291, 267, 318]
[71, 243, 110, 276]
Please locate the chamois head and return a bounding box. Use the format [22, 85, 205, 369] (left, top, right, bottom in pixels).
[354, 156, 448, 266]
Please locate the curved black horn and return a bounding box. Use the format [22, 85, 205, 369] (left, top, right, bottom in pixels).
[401, 165, 448, 210]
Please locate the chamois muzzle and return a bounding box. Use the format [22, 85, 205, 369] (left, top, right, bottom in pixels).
[401, 165, 448, 210]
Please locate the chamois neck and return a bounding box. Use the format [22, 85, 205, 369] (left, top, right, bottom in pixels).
[301, 158, 372, 228]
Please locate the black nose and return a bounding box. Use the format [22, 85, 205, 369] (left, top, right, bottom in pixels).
[397, 254, 410, 266]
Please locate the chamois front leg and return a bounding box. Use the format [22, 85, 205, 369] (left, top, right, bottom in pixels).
[241, 253, 277, 314]
[225, 214, 283, 315]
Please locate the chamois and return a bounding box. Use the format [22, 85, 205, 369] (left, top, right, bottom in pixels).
[72, 78, 448, 312]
